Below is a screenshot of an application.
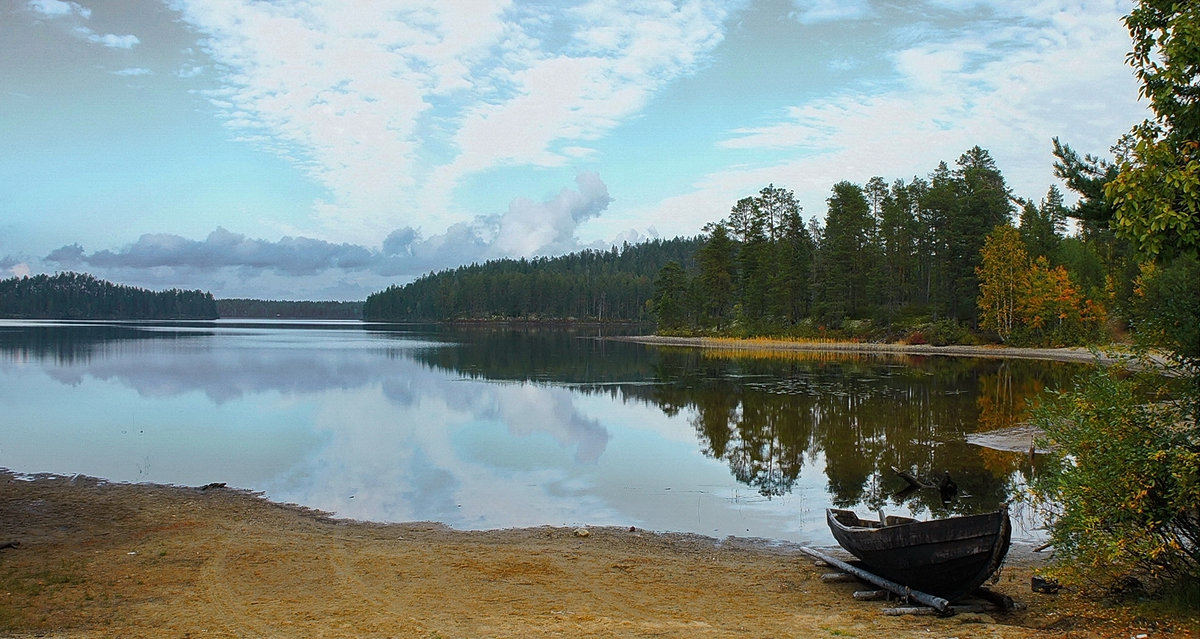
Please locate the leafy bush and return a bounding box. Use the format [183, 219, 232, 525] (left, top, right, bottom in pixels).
[1031, 365, 1200, 597]
[1134, 255, 1200, 372]
[916, 319, 969, 346]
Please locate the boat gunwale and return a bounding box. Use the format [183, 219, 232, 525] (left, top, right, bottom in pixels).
[825, 507, 1012, 601]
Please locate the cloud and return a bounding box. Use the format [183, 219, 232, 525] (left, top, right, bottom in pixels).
[44, 244, 85, 266]
[168, 0, 729, 242]
[27, 0, 91, 19]
[177, 64, 204, 79]
[68, 228, 375, 276]
[376, 171, 615, 272]
[1, 256, 32, 278]
[113, 67, 152, 76]
[704, 0, 1147, 212]
[488, 171, 612, 257]
[85, 32, 140, 49]
[44, 173, 615, 284]
[440, 1, 729, 174]
[789, 0, 871, 24]
[28, 0, 141, 49]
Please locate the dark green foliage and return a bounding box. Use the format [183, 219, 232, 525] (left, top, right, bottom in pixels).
[1134, 255, 1200, 378]
[1053, 137, 1141, 319]
[217, 298, 364, 319]
[0, 272, 217, 320]
[1019, 185, 1068, 261]
[1052, 137, 1120, 240]
[1106, 1, 1200, 260]
[363, 238, 700, 322]
[942, 147, 1016, 325]
[651, 261, 692, 331]
[817, 181, 876, 323]
[1125, 0, 1200, 143]
[1053, 237, 1107, 296]
[696, 223, 736, 328]
[665, 146, 1042, 338]
[776, 203, 816, 323]
[875, 178, 921, 323]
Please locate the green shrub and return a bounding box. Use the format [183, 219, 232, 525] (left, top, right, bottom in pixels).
[917, 319, 969, 346]
[1031, 365, 1200, 597]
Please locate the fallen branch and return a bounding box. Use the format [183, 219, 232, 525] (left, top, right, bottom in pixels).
[883, 604, 984, 616]
[891, 466, 932, 489]
[799, 546, 952, 615]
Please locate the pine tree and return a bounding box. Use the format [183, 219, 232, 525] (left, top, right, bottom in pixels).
[817, 181, 876, 323]
[697, 223, 736, 328]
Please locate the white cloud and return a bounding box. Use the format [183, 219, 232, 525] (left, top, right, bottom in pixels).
[28, 1, 140, 48]
[171, 0, 729, 244]
[702, 0, 1148, 217]
[86, 32, 140, 48]
[171, 0, 512, 242]
[487, 171, 612, 257]
[113, 67, 152, 76]
[177, 64, 205, 79]
[789, 0, 871, 25]
[27, 0, 91, 19]
[442, 0, 727, 175]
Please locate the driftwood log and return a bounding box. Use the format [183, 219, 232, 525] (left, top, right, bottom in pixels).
[883, 604, 984, 616]
[891, 466, 932, 489]
[799, 546, 953, 615]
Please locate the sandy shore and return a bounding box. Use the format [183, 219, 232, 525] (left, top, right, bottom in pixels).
[3, 470, 1193, 638]
[615, 335, 1152, 366]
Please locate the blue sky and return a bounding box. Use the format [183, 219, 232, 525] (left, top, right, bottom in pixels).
[2, 0, 1149, 300]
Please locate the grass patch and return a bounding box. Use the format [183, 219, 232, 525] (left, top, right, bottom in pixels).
[0, 560, 84, 597]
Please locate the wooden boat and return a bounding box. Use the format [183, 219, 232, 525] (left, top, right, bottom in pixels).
[826, 507, 1011, 601]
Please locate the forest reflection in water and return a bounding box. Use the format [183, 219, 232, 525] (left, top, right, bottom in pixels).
[633, 346, 1063, 519]
[400, 326, 1077, 521]
[0, 321, 1081, 540]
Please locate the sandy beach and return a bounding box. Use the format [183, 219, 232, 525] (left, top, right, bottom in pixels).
[2, 470, 1194, 638]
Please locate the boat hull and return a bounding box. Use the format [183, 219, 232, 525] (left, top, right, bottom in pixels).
[826, 508, 1011, 601]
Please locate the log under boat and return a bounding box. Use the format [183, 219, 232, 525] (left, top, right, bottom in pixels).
[826, 507, 1011, 601]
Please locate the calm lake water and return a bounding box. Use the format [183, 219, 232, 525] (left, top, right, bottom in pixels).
[0, 319, 1084, 545]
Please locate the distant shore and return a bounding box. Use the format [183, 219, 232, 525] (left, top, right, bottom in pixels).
[615, 335, 1158, 366]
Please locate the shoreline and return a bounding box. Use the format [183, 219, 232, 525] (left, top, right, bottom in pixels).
[2, 470, 1189, 638]
[615, 335, 1156, 366]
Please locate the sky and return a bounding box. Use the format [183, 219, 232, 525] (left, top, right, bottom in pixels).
[1, 0, 1151, 301]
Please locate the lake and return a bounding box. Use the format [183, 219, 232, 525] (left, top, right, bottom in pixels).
[0, 319, 1083, 545]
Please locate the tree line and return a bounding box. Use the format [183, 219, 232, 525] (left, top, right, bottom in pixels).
[651, 144, 1127, 347]
[0, 272, 218, 320]
[363, 237, 700, 321]
[217, 298, 364, 319]
[365, 144, 1135, 348]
